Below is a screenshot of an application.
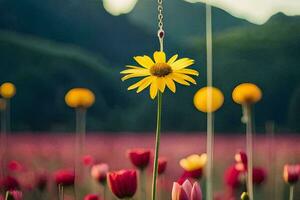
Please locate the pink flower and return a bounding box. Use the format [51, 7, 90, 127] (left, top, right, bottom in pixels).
[53, 169, 75, 186]
[7, 190, 23, 200]
[253, 167, 266, 185]
[91, 163, 109, 184]
[283, 164, 300, 184]
[234, 151, 247, 172]
[84, 194, 99, 200]
[82, 155, 95, 167]
[107, 169, 137, 199]
[224, 165, 242, 188]
[0, 176, 20, 191]
[7, 161, 24, 172]
[172, 179, 202, 200]
[158, 158, 167, 175]
[128, 149, 151, 170]
[178, 169, 203, 184]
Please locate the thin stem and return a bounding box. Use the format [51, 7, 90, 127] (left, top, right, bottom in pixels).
[289, 185, 294, 200]
[102, 183, 107, 200]
[0, 99, 9, 178]
[244, 104, 253, 200]
[206, 3, 214, 200]
[151, 92, 163, 200]
[74, 108, 86, 199]
[140, 169, 147, 200]
[5, 191, 9, 200]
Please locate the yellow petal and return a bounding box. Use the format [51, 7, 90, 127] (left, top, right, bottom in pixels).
[157, 78, 166, 93]
[150, 78, 158, 99]
[126, 65, 142, 69]
[120, 68, 149, 74]
[137, 76, 154, 93]
[153, 51, 166, 63]
[167, 54, 178, 65]
[171, 58, 194, 70]
[165, 76, 176, 93]
[174, 73, 197, 84]
[127, 78, 149, 90]
[177, 68, 199, 76]
[134, 56, 155, 69]
[170, 74, 190, 86]
[121, 73, 149, 81]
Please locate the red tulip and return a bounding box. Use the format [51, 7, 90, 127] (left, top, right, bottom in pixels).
[54, 169, 75, 186]
[84, 194, 99, 200]
[108, 169, 137, 199]
[235, 151, 247, 172]
[128, 149, 151, 170]
[82, 155, 95, 167]
[253, 167, 266, 185]
[178, 169, 203, 184]
[158, 158, 167, 175]
[91, 163, 109, 184]
[7, 160, 24, 172]
[172, 179, 202, 200]
[224, 165, 242, 188]
[0, 176, 20, 191]
[283, 164, 300, 184]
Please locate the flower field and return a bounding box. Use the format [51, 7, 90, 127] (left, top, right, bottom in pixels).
[3, 133, 300, 199]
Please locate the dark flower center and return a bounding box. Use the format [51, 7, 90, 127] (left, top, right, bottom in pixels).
[150, 63, 172, 77]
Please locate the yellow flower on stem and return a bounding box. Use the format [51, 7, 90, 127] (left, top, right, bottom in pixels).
[232, 83, 262, 105]
[193, 86, 224, 113]
[65, 88, 95, 108]
[179, 153, 207, 172]
[121, 51, 199, 99]
[0, 82, 16, 99]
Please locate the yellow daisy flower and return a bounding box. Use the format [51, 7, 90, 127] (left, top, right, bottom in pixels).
[121, 51, 199, 99]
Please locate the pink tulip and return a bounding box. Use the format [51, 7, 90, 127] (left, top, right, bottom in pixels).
[91, 163, 109, 184]
[172, 180, 202, 200]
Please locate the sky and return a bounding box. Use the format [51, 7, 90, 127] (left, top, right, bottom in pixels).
[102, 0, 300, 24]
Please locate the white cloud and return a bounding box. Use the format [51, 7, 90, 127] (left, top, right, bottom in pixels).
[102, 0, 138, 16]
[185, 0, 300, 24]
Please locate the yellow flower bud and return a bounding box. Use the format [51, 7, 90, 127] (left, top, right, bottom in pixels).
[65, 88, 95, 108]
[179, 153, 207, 171]
[232, 83, 262, 105]
[193, 87, 224, 113]
[0, 82, 16, 99]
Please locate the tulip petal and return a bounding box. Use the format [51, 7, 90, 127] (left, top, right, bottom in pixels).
[182, 179, 193, 199]
[172, 182, 181, 200]
[191, 182, 202, 200]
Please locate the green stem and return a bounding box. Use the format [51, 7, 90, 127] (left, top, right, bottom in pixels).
[244, 104, 253, 200]
[5, 191, 9, 200]
[289, 185, 294, 200]
[151, 92, 162, 200]
[74, 108, 86, 199]
[140, 169, 147, 200]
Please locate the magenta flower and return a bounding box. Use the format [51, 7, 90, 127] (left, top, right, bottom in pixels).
[172, 180, 202, 200]
[0, 176, 20, 191]
[283, 164, 300, 184]
[128, 149, 151, 170]
[84, 194, 100, 200]
[107, 169, 137, 199]
[91, 163, 109, 184]
[53, 169, 75, 186]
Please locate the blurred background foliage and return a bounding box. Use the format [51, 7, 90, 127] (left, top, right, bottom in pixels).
[0, 0, 299, 133]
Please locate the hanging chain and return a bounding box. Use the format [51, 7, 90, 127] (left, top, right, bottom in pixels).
[157, 0, 164, 51]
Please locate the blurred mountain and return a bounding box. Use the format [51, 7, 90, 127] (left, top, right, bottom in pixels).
[0, 0, 159, 65]
[128, 0, 254, 42]
[0, 0, 299, 132]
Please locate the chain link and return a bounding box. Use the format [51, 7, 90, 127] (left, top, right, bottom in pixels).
[157, 0, 164, 51]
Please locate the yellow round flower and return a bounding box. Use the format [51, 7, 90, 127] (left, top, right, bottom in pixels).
[193, 87, 224, 113]
[120, 51, 199, 99]
[0, 82, 16, 99]
[65, 88, 95, 108]
[179, 153, 207, 171]
[232, 83, 262, 105]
